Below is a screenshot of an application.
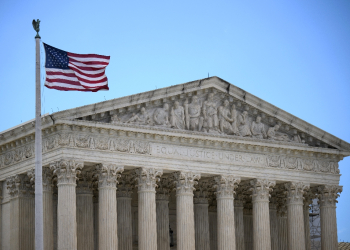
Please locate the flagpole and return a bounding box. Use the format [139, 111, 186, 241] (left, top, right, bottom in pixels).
[33, 19, 44, 250]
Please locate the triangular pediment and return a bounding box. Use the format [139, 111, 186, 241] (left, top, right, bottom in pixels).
[2, 77, 350, 153]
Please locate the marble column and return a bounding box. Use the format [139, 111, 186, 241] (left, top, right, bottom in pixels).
[303, 189, 314, 250]
[96, 163, 124, 250]
[234, 194, 245, 250]
[214, 175, 240, 250]
[53, 187, 58, 250]
[243, 203, 253, 250]
[209, 204, 218, 250]
[134, 168, 163, 250]
[277, 210, 288, 250]
[93, 190, 98, 250]
[172, 171, 200, 250]
[194, 179, 211, 250]
[318, 185, 342, 250]
[251, 178, 275, 250]
[42, 168, 54, 250]
[76, 171, 94, 250]
[269, 194, 278, 250]
[285, 182, 309, 250]
[156, 177, 172, 250]
[7, 174, 35, 250]
[50, 159, 83, 250]
[117, 174, 134, 250]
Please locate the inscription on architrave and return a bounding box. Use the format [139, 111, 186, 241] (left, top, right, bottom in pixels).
[150, 143, 267, 167]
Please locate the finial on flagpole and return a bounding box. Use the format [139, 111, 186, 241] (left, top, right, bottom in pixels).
[32, 19, 41, 38]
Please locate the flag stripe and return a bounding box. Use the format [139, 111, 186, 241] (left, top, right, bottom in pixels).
[43, 43, 110, 92]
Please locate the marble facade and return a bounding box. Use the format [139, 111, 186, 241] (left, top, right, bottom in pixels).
[0, 76, 348, 250]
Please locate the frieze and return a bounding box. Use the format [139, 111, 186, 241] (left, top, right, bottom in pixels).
[0, 131, 340, 175]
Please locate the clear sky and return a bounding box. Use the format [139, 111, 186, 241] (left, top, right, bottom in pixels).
[1, 0, 350, 242]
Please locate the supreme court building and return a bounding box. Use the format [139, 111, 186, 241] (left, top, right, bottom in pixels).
[0, 77, 348, 250]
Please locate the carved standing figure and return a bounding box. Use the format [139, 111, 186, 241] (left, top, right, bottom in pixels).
[170, 101, 185, 129]
[292, 130, 303, 143]
[186, 96, 203, 131]
[251, 116, 266, 139]
[218, 100, 233, 134]
[202, 93, 219, 132]
[237, 111, 251, 137]
[153, 103, 170, 126]
[110, 114, 120, 124]
[267, 124, 290, 141]
[230, 104, 239, 135]
[126, 107, 152, 125]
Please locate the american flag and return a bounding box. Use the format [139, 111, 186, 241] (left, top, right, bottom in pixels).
[43, 43, 110, 92]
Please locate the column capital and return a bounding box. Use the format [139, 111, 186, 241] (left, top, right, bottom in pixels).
[96, 163, 124, 189]
[50, 159, 83, 185]
[26, 167, 53, 192]
[194, 179, 211, 204]
[214, 175, 240, 199]
[317, 185, 342, 207]
[117, 173, 134, 198]
[156, 176, 173, 200]
[172, 171, 200, 195]
[77, 170, 94, 194]
[133, 167, 163, 192]
[303, 188, 316, 209]
[6, 174, 34, 198]
[285, 182, 310, 205]
[250, 178, 275, 202]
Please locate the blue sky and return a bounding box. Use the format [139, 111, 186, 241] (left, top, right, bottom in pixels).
[1, 0, 350, 242]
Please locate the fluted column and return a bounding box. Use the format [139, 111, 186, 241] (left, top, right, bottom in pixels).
[76, 171, 94, 250]
[96, 163, 124, 250]
[303, 189, 314, 250]
[7, 174, 35, 250]
[53, 187, 58, 250]
[93, 190, 98, 250]
[194, 179, 211, 250]
[156, 177, 172, 250]
[234, 191, 245, 250]
[277, 210, 288, 250]
[134, 168, 163, 250]
[172, 171, 200, 250]
[251, 178, 275, 250]
[214, 175, 240, 250]
[0, 182, 2, 250]
[269, 193, 278, 250]
[318, 185, 342, 250]
[209, 203, 218, 250]
[50, 159, 83, 250]
[285, 182, 309, 250]
[117, 174, 134, 250]
[243, 203, 253, 250]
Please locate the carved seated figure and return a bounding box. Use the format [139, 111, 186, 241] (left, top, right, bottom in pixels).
[126, 107, 152, 125]
[218, 100, 233, 134]
[251, 116, 266, 139]
[153, 103, 170, 127]
[202, 93, 219, 133]
[267, 124, 290, 141]
[292, 130, 304, 143]
[238, 111, 252, 137]
[170, 101, 185, 129]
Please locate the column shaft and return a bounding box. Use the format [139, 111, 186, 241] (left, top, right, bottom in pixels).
[156, 198, 170, 250]
[269, 204, 278, 250]
[277, 215, 288, 250]
[285, 182, 309, 250]
[209, 209, 218, 250]
[234, 202, 245, 250]
[173, 171, 200, 250]
[93, 194, 98, 250]
[194, 201, 210, 250]
[304, 203, 311, 250]
[135, 168, 162, 250]
[117, 196, 133, 250]
[96, 164, 123, 250]
[43, 187, 54, 250]
[77, 193, 94, 250]
[318, 185, 342, 250]
[243, 209, 253, 250]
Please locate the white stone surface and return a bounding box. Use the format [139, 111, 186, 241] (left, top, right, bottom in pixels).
[234, 200, 245, 250]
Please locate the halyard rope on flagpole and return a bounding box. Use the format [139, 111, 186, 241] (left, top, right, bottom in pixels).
[33, 19, 44, 250]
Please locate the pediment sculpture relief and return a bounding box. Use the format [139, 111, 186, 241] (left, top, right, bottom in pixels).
[105, 92, 305, 145]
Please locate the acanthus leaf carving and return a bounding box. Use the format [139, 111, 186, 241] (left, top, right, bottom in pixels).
[133, 167, 163, 192]
[213, 175, 240, 199]
[250, 179, 276, 202]
[95, 163, 124, 189]
[171, 171, 201, 195]
[284, 182, 310, 205]
[50, 159, 83, 185]
[317, 185, 342, 207]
